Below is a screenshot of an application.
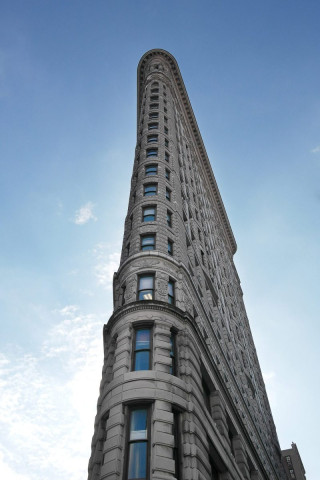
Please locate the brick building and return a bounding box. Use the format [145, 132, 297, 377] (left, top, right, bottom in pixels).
[88, 49, 303, 480]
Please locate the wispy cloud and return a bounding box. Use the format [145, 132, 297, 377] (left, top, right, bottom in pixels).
[74, 202, 97, 225]
[311, 145, 320, 154]
[0, 306, 104, 480]
[93, 243, 120, 289]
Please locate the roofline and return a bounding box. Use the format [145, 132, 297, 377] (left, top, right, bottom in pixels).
[137, 49, 237, 255]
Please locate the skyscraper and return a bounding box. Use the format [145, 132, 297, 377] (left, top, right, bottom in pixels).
[88, 49, 298, 480]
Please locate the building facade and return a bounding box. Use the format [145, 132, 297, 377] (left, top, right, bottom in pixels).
[88, 49, 297, 480]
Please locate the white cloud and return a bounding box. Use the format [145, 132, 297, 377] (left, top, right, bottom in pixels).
[93, 243, 120, 289]
[74, 202, 97, 225]
[311, 145, 320, 154]
[0, 305, 104, 480]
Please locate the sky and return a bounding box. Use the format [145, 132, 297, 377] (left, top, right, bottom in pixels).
[0, 1, 319, 478]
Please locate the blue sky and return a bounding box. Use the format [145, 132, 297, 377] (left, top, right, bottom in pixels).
[1, 1, 319, 478]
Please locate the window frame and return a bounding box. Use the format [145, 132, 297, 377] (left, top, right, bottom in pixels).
[142, 206, 156, 222]
[149, 103, 159, 110]
[168, 279, 175, 305]
[167, 210, 172, 228]
[149, 112, 158, 119]
[141, 234, 156, 251]
[168, 238, 173, 256]
[147, 134, 158, 143]
[145, 164, 158, 176]
[132, 325, 153, 371]
[146, 148, 158, 158]
[148, 122, 158, 130]
[165, 168, 170, 181]
[137, 273, 155, 301]
[170, 329, 177, 375]
[143, 183, 157, 197]
[166, 187, 171, 201]
[124, 405, 151, 480]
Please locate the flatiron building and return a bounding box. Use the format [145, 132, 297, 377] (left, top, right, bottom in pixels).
[88, 49, 300, 480]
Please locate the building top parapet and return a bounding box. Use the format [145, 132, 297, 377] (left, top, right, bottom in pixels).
[137, 49, 237, 255]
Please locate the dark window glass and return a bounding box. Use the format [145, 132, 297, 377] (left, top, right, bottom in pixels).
[141, 235, 155, 251]
[164, 116, 168, 124]
[142, 207, 156, 222]
[165, 139, 169, 148]
[144, 183, 157, 196]
[165, 152, 169, 162]
[147, 134, 158, 143]
[164, 126, 168, 134]
[168, 239, 173, 255]
[127, 408, 149, 479]
[167, 210, 172, 228]
[149, 112, 158, 119]
[164, 107, 167, 113]
[170, 332, 176, 374]
[146, 148, 158, 157]
[148, 122, 158, 130]
[168, 280, 175, 304]
[202, 378, 211, 411]
[150, 95, 159, 101]
[138, 275, 154, 301]
[165, 169, 170, 180]
[150, 103, 159, 110]
[133, 329, 151, 370]
[122, 285, 126, 306]
[145, 164, 157, 176]
[151, 88, 159, 93]
[166, 188, 171, 201]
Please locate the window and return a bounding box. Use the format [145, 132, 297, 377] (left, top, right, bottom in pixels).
[141, 235, 155, 251]
[165, 139, 169, 148]
[164, 116, 168, 124]
[121, 284, 126, 306]
[142, 206, 156, 222]
[146, 148, 158, 157]
[126, 407, 150, 479]
[151, 88, 159, 93]
[166, 188, 171, 201]
[289, 470, 295, 479]
[151, 81, 159, 87]
[167, 210, 172, 228]
[133, 328, 152, 370]
[138, 274, 154, 300]
[150, 95, 159, 101]
[148, 122, 158, 130]
[126, 243, 130, 257]
[168, 239, 173, 255]
[144, 183, 157, 196]
[164, 126, 168, 135]
[147, 134, 158, 143]
[164, 106, 167, 113]
[145, 164, 157, 176]
[149, 112, 158, 119]
[202, 377, 211, 411]
[165, 151, 170, 162]
[165, 169, 170, 181]
[168, 280, 175, 304]
[172, 410, 181, 478]
[170, 331, 177, 374]
[150, 103, 159, 110]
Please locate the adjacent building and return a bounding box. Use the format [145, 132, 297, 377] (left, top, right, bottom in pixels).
[88, 49, 304, 480]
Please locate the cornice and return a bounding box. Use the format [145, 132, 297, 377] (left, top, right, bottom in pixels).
[137, 49, 237, 255]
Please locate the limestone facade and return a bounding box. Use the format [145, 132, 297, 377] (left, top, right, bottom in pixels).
[88, 50, 287, 480]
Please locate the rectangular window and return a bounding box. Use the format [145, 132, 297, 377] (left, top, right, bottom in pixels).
[151, 88, 159, 93]
[168, 280, 175, 305]
[138, 274, 154, 300]
[141, 235, 155, 251]
[170, 331, 177, 374]
[146, 148, 158, 158]
[145, 164, 157, 176]
[168, 239, 173, 256]
[121, 284, 126, 306]
[150, 95, 159, 101]
[144, 183, 157, 196]
[149, 112, 158, 119]
[164, 106, 167, 113]
[133, 328, 152, 371]
[164, 126, 168, 135]
[150, 103, 159, 110]
[147, 134, 158, 143]
[166, 188, 171, 201]
[126, 407, 150, 479]
[202, 377, 211, 411]
[172, 410, 181, 478]
[142, 206, 156, 222]
[165, 139, 169, 148]
[164, 116, 168, 124]
[165, 151, 169, 162]
[165, 169, 170, 181]
[167, 210, 172, 228]
[148, 122, 158, 130]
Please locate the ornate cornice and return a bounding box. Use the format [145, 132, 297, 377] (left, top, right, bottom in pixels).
[137, 49, 237, 255]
